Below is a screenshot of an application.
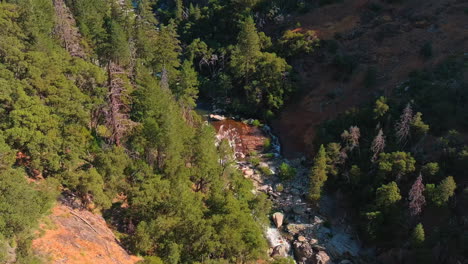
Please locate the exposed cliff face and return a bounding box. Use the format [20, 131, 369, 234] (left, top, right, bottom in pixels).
[32, 203, 141, 264]
[273, 0, 468, 158]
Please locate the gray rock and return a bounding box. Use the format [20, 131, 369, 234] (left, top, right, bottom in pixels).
[312, 245, 327, 252]
[293, 205, 306, 215]
[258, 185, 272, 193]
[314, 251, 331, 264]
[272, 212, 284, 228]
[271, 244, 288, 257]
[293, 240, 314, 263]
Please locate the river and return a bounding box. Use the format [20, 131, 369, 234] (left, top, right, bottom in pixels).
[208, 115, 367, 264]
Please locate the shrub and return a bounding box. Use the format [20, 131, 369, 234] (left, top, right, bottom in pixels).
[250, 156, 260, 166]
[272, 257, 295, 264]
[278, 29, 319, 58]
[278, 162, 296, 180]
[275, 184, 284, 192]
[259, 165, 273, 176]
[252, 119, 261, 127]
[263, 138, 271, 150]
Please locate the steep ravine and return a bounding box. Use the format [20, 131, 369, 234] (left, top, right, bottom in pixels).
[211, 116, 371, 264]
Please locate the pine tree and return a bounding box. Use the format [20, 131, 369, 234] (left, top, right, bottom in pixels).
[174, 0, 183, 21]
[308, 145, 328, 202]
[409, 174, 426, 216]
[411, 112, 430, 138]
[177, 60, 199, 111]
[377, 152, 416, 181]
[375, 181, 401, 209]
[230, 16, 261, 81]
[411, 223, 425, 247]
[373, 96, 389, 119]
[427, 176, 457, 206]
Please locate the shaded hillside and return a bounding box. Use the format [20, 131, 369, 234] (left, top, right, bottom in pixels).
[273, 0, 468, 157]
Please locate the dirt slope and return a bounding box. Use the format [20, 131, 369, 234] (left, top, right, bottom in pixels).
[273, 0, 468, 158]
[33, 203, 141, 264]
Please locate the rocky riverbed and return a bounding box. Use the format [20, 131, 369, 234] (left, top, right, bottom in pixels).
[210, 115, 370, 264]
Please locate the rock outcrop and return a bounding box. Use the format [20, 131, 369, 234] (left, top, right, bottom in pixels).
[272, 212, 284, 228]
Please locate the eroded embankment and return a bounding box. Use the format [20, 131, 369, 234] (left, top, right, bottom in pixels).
[33, 202, 141, 264]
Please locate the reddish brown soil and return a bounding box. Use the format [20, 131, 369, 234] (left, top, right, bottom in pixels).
[273, 0, 468, 158]
[33, 204, 141, 264]
[212, 119, 268, 155]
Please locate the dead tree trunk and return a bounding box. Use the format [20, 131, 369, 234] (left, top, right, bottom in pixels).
[105, 62, 136, 146]
[53, 0, 86, 58]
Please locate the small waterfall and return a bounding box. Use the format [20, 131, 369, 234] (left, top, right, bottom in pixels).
[266, 227, 289, 248]
[262, 125, 281, 157]
[265, 227, 293, 257]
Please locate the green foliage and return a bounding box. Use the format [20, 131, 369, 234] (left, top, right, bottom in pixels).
[278, 29, 319, 58]
[143, 256, 164, 264]
[229, 16, 294, 116]
[325, 142, 343, 178]
[252, 119, 262, 127]
[259, 164, 273, 176]
[426, 176, 456, 206]
[250, 156, 261, 166]
[309, 145, 328, 202]
[176, 60, 199, 110]
[362, 211, 383, 242]
[272, 256, 296, 264]
[373, 96, 389, 119]
[0, 1, 276, 262]
[275, 183, 284, 192]
[231, 16, 261, 78]
[375, 181, 401, 209]
[421, 162, 439, 180]
[411, 112, 430, 138]
[411, 223, 425, 247]
[278, 162, 296, 180]
[377, 152, 416, 180]
[264, 138, 272, 150]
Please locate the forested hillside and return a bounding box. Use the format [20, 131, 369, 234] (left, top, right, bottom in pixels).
[0, 0, 312, 262]
[0, 0, 467, 263]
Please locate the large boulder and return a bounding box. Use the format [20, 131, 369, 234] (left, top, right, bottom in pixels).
[209, 114, 226, 121]
[272, 212, 284, 228]
[271, 244, 289, 257]
[293, 240, 314, 264]
[314, 251, 331, 264]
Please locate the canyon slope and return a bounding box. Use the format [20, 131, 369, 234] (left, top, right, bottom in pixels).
[273, 0, 468, 158]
